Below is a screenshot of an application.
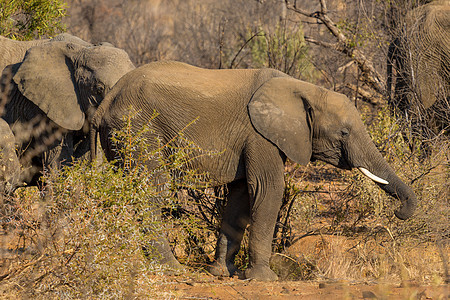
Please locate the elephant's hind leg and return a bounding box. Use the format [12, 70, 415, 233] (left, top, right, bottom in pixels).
[143, 226, 183, 272]
[209, 179, 250, 277]
[143, 170, 184, 273]
[142, 205, 184, 273]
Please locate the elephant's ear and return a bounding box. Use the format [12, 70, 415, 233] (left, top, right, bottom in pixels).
[248, 77, 312, 165]
[13, 42, 85, 131]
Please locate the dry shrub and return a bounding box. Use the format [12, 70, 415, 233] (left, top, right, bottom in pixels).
[0, 113, 224, 298]
[363, 106, 449, 245]
[0, 163, 175, 298]
[63, 0, 317, 74]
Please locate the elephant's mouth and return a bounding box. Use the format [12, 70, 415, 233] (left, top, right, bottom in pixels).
[337, 156, 352, 170]
[310, 147, 353, 170]
[310, 153, 352, 170]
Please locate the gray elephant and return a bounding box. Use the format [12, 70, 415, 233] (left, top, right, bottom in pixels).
[387, 0, 449, 154]
[0, 33, 91, 73]
[1, 40, 135, 185]
[91, 61, 417, 281]
[0, 118, 21, 195]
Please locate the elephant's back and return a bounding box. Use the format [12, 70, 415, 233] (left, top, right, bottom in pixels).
[0, 39, 27, 72]
[98, 62, 261, 175]
[407, 1, 450, 30]
[101, 61, 273, 125]
[99, 60, 288, 134]
[126, 61, 265, 101]
[0, 37, 47, 72]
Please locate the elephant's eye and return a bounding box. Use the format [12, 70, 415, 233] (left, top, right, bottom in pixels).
[95, 84, 105, 95]
[340, 128, 350, 137]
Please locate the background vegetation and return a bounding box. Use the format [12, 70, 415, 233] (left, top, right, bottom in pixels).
[0, 0, 66, 39]
[0, 0, 448, 298]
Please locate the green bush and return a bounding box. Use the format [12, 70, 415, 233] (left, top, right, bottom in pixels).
[247, 21, 316, 80]
[0, 0, 66, 40]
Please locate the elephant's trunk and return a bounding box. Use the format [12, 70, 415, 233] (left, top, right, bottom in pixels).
[357, 165, 417, 220]
[360, 167, 417, 220]
[378, 171, 417, 220]
[356, 157, 417, 220]
[350, 130, 417, 220]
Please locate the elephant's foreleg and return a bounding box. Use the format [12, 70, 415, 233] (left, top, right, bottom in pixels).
[243, 145, 285, 281]
[209, 179, 250, 277]
[244, 180, 284, 281]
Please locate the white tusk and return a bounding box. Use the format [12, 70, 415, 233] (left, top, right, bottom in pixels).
[358, 167, 389, 185]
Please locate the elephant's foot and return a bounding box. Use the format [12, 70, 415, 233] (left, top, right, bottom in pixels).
[208, 261, 238, 277]
[143, 238, 184, 274]
[158, 252, 184, 272]
[147, 251, 185, 275]
[244, 264, 278, 281]
[162, 259, 185, 276]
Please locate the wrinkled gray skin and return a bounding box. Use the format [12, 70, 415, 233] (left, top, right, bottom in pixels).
[0, 118, 20, 195]
[387, 1, 450, 153]
[1, 39, 135, 186]
[92, 61, 417, 281]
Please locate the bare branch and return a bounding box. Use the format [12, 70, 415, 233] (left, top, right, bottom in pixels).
[230, 30, 264, 69]
[283, 1, 314, 18]
[304, 36, 337, 49]
[319, 0, 328, 13]
[344, 83, 384, 106]
[285, 0, 385, 96]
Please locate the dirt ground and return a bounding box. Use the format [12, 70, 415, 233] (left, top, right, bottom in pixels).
[157, 272, 448, 299]
[157, 232, 449, 299]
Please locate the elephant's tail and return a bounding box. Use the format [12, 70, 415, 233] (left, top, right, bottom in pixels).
[387, 37, 400, 107]
[90, 121, 98, 164]
[90, 87, 114, 163]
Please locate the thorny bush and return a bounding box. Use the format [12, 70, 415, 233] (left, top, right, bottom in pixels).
[0, 111, 223, 298]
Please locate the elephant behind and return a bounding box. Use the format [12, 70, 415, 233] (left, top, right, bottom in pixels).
[387, 0, 450, 153]
[0, 118, 20, 195]
[0, 33, 91, 73]
[92, 61, 417, 281]
[1, 40, 135, 185]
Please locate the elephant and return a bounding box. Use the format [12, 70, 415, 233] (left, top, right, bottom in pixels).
[387, 0, 450, 155]
[1, 40, 135, 185]
[91, 60, 417, 281]
[0, 118, 21, 195]
[0, 33, 92, 73]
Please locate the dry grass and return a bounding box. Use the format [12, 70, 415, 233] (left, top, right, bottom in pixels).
[0, 99, 446, 299]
